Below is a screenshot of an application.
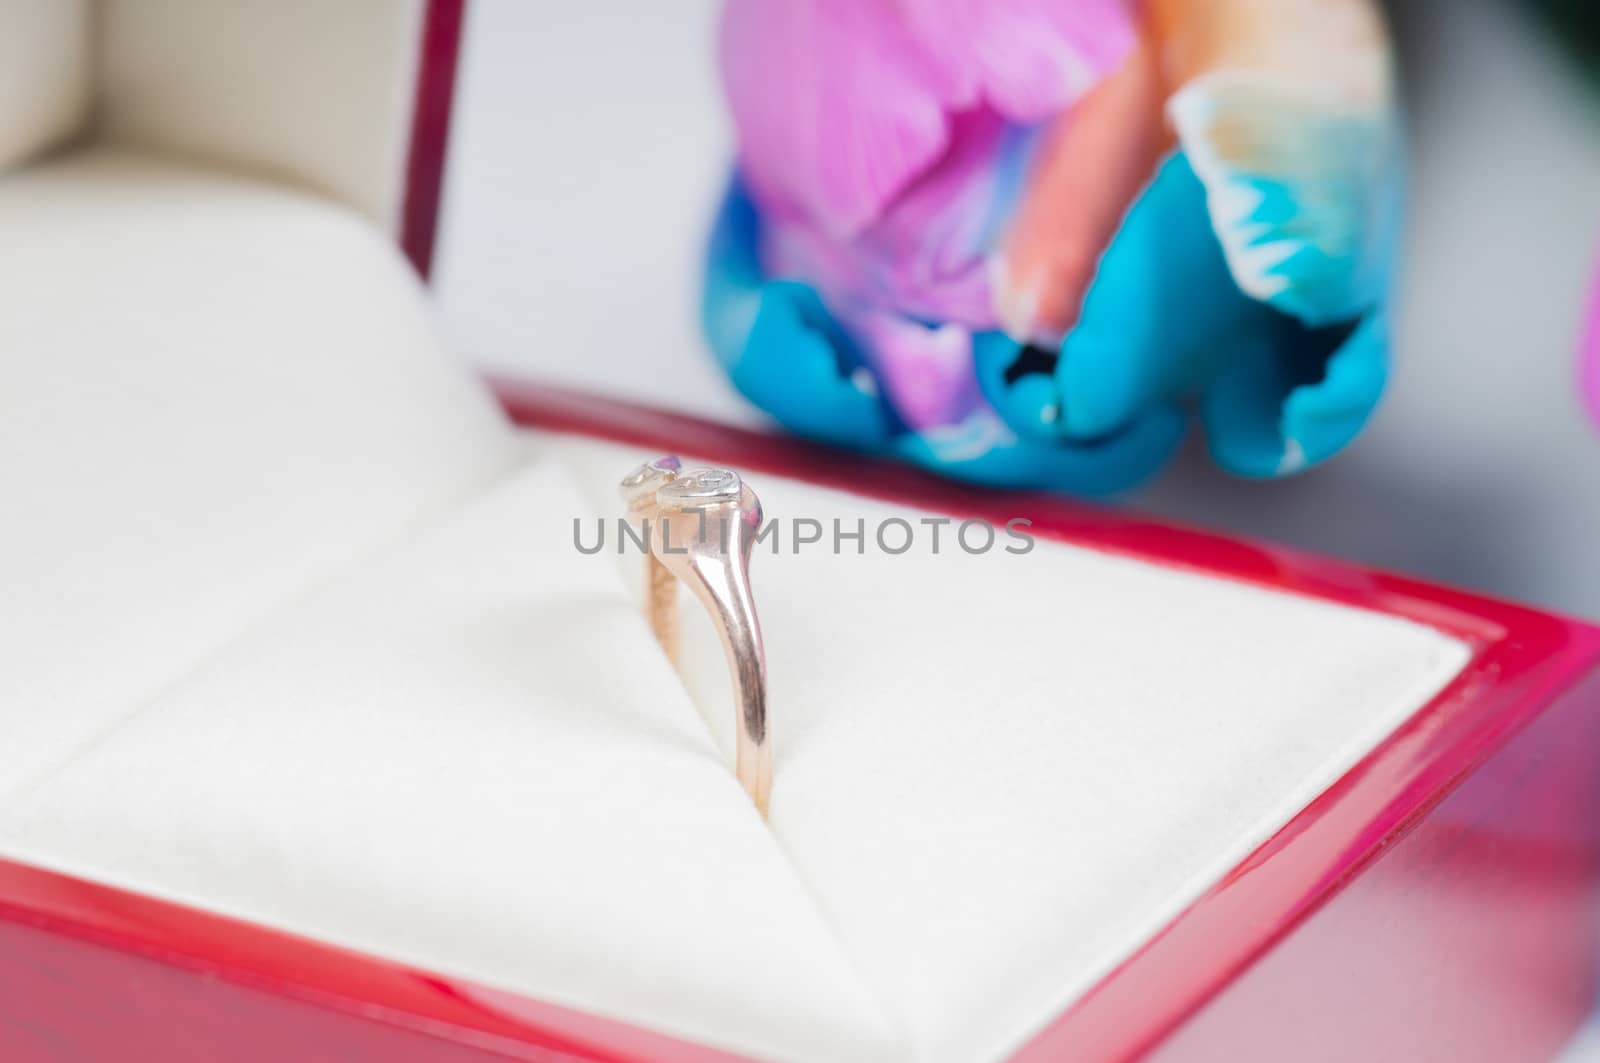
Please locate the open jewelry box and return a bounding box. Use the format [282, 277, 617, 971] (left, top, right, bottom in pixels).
[3, 3, 1599, 1061]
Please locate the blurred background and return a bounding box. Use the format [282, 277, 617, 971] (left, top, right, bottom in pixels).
[433, 0, 1600, 622]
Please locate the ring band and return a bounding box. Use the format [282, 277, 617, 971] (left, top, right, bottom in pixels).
[620, 457, 772, 815]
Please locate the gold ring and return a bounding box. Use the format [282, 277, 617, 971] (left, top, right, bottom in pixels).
[620, 457, 771, 815]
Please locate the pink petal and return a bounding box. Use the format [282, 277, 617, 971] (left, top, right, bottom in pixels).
[901, 0, 1136, 122]
[855, 109, 1015, 325]
[719, 0, 954, 240]
[719, 0, 1135, 239]
[852, 311, 983, 431]
[759, 111, 1010, 330]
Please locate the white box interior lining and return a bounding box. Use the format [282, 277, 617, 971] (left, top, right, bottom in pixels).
[0, 146, 1471, 1063]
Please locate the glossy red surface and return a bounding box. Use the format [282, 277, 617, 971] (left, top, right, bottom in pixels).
[1145, 666, 1600, 1063]
[2, 380, 1597, 1062]
[400, 0, 465, 278]
[0, 862, 738, 1063]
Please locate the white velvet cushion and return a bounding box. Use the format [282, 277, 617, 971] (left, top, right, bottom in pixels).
[0, 146, 517, 793]
[96, 0, 427, 227]
[0, 0, 91, 172]
[0, 148, 1471, 1062]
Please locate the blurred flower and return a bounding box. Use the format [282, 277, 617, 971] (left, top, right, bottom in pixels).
[705, 0, 1403, 493]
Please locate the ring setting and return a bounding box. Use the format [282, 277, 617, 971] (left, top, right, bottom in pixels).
[620, 456, 771, 814]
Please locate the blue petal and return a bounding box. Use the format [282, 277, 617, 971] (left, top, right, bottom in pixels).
[1051, 152, 1261, 443]
[1173, 83, 1403, 327]
[1201, 310, 1388, 478]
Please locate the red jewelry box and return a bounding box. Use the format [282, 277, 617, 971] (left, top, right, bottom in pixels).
[2, 3, 1597, 1061]
[4, 383, 1599, 1063]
